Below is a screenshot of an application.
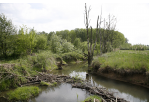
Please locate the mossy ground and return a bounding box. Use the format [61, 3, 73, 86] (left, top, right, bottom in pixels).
[93, 50, 149, 71]
[7, 86, 41, 102]
[40, 81, 49, 86]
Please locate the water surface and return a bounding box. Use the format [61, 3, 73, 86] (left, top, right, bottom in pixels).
[29, 83, 90, 102]
[50, 62, 149, 102]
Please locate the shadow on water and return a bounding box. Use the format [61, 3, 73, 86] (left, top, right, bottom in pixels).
[50, 62, 149, 102]
[29, 83, 90, 102]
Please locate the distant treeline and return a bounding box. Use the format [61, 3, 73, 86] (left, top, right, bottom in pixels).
[120, 43, 149, 50]
[0, 13, 128, 58]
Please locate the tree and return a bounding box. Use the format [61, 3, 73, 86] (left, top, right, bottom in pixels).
[14, 25, 37, 55]
[73, 38, 81, 49]
[62, 39, 74, 53]
[35, 34, 47, 51]
[49, 34, 62, 53]
[125, 38, 129, 43]
[0, 13, 17, 58]
[84, 3, 100, 68]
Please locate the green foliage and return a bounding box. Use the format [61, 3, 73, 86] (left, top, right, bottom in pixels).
[62, 39, 74, 53]
[83, 95, 102, 102]
[73, 38, 81, 49]
[61, 51, 85, 62]
[80, 41, 88, 53]
[52, 82, 57, 86]
[14, 25, 36, 55]
[49, 34, 62, 53]
[120, 43, 132, 50]
[49, 34, 74, 54]
[29, 51, 57, 71]
[120, 44, 147, 50]
[40, 81, 49, 86]
[0, 13, 17, 57]
[35, 34, 47, 50]
[0, 79, 12, 91]
[7, 86, 40, 101]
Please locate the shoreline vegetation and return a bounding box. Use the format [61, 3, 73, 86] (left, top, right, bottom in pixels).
[7, 86, 41, 102]
[1, 12, 149, 102]
[92, 50, 149, 88]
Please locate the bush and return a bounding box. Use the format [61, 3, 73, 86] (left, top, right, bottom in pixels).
[61, 51, 85, 62]
[29, 51, 57, 71]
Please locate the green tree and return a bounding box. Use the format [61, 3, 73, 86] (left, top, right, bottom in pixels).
[80, 41, 88, 53]
[73, 38, 81, 49]
[62, 39, 74, 53]
[15, 25, 36, 55]
[49, 34, 62, 53]
[0, 13, 17, 57]
[35, 34, 47, 51]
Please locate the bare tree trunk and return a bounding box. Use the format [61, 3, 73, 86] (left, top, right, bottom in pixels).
[84, 3, 99, 69]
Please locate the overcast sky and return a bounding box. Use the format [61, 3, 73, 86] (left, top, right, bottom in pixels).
[0, 0, 149, 45]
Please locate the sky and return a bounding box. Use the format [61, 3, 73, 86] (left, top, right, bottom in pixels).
[0, 0, 149, 45]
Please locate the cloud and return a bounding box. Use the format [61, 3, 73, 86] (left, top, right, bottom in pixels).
[0, 2, 149, 45]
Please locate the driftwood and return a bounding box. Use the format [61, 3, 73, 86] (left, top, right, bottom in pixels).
[71, 80, 127, 102]
[0, 71, 127, 102]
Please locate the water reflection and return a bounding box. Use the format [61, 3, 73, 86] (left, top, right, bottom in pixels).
[50, 62, 149, 102]
[29, 83, 90, 102]
[89, 74, 149, 102]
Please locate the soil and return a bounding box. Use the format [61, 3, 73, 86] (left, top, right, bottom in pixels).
[94, 67, 149, 88]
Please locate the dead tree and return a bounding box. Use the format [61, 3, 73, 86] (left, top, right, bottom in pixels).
[84, 3, 100, 69]
[101, 14, 117, 53]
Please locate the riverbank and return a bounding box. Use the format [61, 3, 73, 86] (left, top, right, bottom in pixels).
[92, 50, 149, 88]
[0, 50, 86, 91]
[0, 72, 127, 102]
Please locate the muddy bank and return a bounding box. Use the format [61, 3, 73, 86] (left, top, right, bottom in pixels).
[93, 66, 149, 88]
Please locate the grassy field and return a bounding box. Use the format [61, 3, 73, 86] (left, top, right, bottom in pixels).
[93, 50, 149, 71]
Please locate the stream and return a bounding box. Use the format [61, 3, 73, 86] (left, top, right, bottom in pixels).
[46, 61, 149, 102]
[1, 62, 149, 102]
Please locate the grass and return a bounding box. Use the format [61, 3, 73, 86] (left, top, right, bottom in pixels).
[0, 50, 86, 91]
[0, 50, 58, 91]
[40, 81, 49, 86]
[83, 95, 102, 102]
[93, 50, 149, 71]
[7, 86, 41, 101]
[52, 82, 57, 86]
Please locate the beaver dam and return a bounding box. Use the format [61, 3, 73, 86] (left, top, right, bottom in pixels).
[1, 62, 149, 102]
[33, 73, 128, 102]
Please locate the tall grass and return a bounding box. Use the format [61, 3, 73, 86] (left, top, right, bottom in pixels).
[93, 50, 149, 71]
